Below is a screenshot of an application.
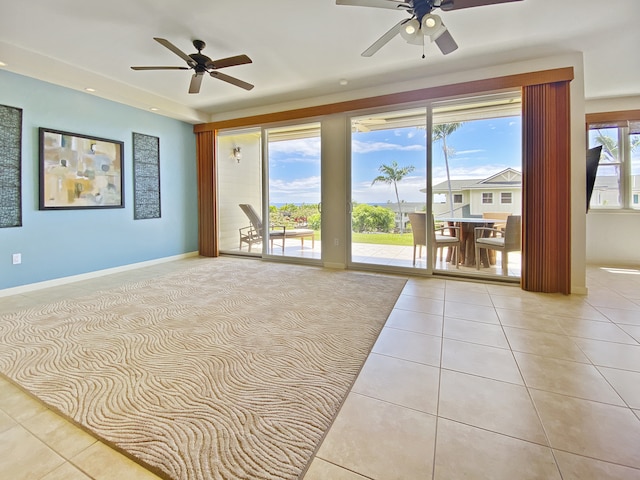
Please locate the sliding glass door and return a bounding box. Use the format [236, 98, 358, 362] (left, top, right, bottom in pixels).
[217, 92, 521, 279]
[432, 93, 522, 278]
[349, 107, 429, 270]
[347, 91, 522, 279]
[217, 123, 321, 263]
[264, 123, 322, 261]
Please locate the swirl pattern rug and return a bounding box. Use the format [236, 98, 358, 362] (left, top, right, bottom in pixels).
[0, 258, 405, 480]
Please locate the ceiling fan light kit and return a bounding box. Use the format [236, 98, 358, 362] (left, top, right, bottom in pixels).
[400, 13, 446, 45]
[399, 19, 421, 43]
[421, 14, 446, 39]
[336, 0, 523, 57]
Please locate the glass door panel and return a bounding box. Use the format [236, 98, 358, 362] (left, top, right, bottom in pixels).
[432, 91, 522, 278]
[349, 108, 429, 270]
[264, 122, 322, 261]
[217, 128, 263, 255]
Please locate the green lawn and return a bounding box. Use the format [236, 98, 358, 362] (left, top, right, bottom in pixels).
[351, 232, 414, 246]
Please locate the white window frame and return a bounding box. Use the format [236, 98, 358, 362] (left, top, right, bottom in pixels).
[587, 120, 639, 211]
[482, 192, 493, 204]
[501, 192, 512, 204]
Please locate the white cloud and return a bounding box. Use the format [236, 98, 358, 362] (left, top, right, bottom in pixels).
[272, 155, 320, 165]
[353, 174, 427, 203]
[352, 139, 425, 154]
[269, 176, 321, 203]
[454, 149, 484, 156]
[269, 138, 320, 157]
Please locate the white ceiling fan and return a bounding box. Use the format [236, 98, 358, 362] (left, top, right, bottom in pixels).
[336, 0, 524, 57]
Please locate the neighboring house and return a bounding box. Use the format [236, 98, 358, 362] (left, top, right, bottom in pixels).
[591, 174, 640, 208]
[378, 167, 522, 230]
[432, 168, 522, 218]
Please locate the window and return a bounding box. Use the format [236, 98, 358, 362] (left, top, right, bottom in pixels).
[501, 192, 512, 204]
[482, 193, 493, 204]
[453, 194, 463, 204]
[587, 118, 640, 210]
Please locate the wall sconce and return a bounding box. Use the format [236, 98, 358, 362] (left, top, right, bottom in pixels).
[232, 146, 242, 163]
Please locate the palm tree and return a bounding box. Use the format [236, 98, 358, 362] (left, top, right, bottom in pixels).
[432, 122, 463, 216]
[595, 129, 640, 161]
[372, 160, 415, 233]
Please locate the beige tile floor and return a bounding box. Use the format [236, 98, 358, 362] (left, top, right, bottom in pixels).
[1, 259, 640, 479]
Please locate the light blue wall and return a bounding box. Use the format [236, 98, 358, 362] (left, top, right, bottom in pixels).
[0, 70, 198, 290]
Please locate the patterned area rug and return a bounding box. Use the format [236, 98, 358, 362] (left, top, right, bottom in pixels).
[0, 258, 405, 480]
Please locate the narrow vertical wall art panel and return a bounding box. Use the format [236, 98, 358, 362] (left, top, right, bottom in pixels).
[0, 104, 22, 228]
[132, 132, 161, 219]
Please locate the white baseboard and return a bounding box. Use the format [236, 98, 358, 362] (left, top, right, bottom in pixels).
[0, 252, 199, 297]
[571, 286, 588, 295]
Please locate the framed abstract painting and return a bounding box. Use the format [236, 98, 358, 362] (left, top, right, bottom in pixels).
[39, 128, 124, 210]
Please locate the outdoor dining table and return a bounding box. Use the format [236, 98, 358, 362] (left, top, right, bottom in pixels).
[438, 217, 504, 267]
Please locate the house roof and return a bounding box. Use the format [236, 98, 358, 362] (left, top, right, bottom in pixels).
[433, 168, 522, 192]
[1, 1, 638, 124]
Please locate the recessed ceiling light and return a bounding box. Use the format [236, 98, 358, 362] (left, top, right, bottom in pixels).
[339, 79, 348, 86]
[85, 87, 96, 92]
[150, 107, 159, 112]
[0, 61, 7, 67]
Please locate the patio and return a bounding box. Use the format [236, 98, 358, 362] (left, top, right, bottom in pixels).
[232, 241, 522, 279]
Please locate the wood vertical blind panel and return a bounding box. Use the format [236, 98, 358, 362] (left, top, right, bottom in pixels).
[195, 130, 218, 257]
[521, 82, 571, 293]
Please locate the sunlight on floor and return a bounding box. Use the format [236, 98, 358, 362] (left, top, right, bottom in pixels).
[600, 267, 640, 275]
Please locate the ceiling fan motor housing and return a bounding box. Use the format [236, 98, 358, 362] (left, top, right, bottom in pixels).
[411, 0, 437, 20]
[192, 39, 206, 51]
[190, 40, 211, 72]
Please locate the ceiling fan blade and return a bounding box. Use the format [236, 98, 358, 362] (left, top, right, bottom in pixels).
[438, 0, 522, 11]
[336, 0, 409, 10]
[361, 19, 406, 57]
[210, 71, 254, 90]
[154, 37, 196, 67]
[207, 54, 252, 70]
[131, 66, 190, 71]
[189, 73, 204, 94]
[434, 28, 458, 55]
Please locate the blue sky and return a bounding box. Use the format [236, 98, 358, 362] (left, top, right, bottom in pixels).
[268, 116, 522, 205]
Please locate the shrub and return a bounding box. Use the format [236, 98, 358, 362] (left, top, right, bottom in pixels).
[352, 204, 395, 233]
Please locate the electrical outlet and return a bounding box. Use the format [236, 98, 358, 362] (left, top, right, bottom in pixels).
[334, 238, 339, 246]
[12, 253, 21, 265]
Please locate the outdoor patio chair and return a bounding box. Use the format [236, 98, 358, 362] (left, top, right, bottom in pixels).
[482, 212, 510, 233]
[474, 214, 521, 275]
[239, 204, 315, 253]
[238, 224, 262, 252]
[408, 212, 460, 268]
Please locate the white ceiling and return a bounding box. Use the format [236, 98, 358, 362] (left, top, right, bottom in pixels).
[1, 0, 638, 124]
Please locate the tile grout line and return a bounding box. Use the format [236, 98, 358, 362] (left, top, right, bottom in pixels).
[429, 282, 449, 480]
[489, 290, 566, 480]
